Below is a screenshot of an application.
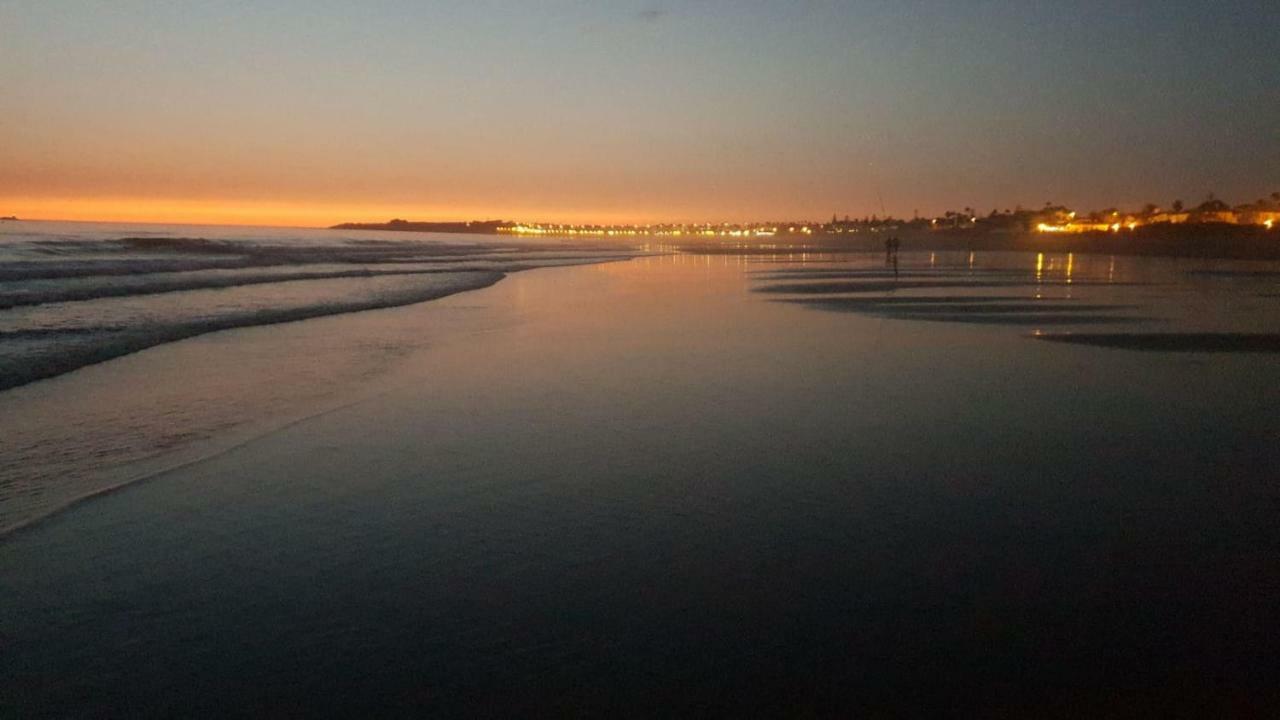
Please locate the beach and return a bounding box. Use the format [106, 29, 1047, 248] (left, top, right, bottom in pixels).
[0, 222, 635, 533]
[4, 249, 1280, 715]
[7, 2, 1279, 713]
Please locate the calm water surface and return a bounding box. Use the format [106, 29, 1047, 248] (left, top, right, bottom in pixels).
[3, 249, 1280, 716]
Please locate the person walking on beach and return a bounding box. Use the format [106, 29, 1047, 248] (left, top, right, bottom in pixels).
[885, 236, 901, 278]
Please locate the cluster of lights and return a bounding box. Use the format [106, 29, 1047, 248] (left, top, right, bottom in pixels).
[499, 223, 784, 238]
[1033, 208, 1279, 235]
[499, 210, 1279, 239]
[499, 225, 650, 237]
[1037, 219, 1138, 233]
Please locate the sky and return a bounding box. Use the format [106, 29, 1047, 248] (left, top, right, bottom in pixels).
[2, 0, 1278, 226]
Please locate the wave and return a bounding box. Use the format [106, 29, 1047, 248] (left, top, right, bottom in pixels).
[0, 259, 625, 309]
[0, 270, 505, 392]
[0, 257, 257, 281]
[0, 232, 638, 392]
[0, 235, 623, 281]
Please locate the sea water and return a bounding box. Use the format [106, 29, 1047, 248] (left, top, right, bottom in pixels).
[0, 220, 630, 533]
[2, 242, 1279, 715]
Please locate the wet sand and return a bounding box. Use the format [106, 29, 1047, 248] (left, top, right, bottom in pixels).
[1034, 332, 1280, 352]
[3, 253, 1280, 716]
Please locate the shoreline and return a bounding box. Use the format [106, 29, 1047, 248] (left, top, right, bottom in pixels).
[328, 218, 1280, 261]
[0, 256, 638, 393]
[0, 270, 507, 392]
[3, 251, 1279, 716]
[670, 225, 1280, 261]
[0, 257, 636, 538]
[0, 393, 375, 541]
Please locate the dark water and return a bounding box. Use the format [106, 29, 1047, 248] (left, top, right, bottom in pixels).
[3, 252, 1280, 717]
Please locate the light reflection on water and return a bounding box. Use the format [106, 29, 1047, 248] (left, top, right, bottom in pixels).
[749, 250, 1280, 334]
[1, 248, 1279, 716]
[3, 249, 1278, 536]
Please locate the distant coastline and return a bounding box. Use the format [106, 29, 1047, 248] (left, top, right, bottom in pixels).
[682, 223, 1280, 261]
[331, 217, 1280, 261]
[330, 219, 505, 234]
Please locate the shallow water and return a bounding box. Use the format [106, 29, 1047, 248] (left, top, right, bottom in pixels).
[2, 250, 1280, 716]
[0, 221, 633, 532]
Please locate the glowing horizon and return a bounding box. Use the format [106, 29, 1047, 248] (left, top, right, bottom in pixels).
[0, 195, 694, 228]
[0, 195, 871, 229]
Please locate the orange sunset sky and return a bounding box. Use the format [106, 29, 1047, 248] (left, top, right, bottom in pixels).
[3, 2, 1276, 227]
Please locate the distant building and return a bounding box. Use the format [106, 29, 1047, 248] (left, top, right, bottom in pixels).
[1193, 210, 1238, 224]
[1234, 203, 1280, 227]
[1149, 212, 1190, 224]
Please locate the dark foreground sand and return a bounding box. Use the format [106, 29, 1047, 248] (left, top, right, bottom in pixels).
[4, 254, 1280, 717]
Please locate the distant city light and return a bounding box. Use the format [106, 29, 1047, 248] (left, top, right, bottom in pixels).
[493, 199, 1276, 240]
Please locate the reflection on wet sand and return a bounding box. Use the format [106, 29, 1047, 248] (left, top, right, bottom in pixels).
[781, 295, 1065, 306]
[1033, 332, 1280, 353]
[755, 269, 1067, 281]
[756, 279, 1141, 294]
[752, 256, 1141, 327]
[783, 297, 1138, 325]
[890, 312, 1138, 325]
[1184, 270, 1280, 279]
[749, 251, 1280, 343]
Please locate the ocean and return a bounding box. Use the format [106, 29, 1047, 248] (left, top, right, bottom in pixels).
[0, 220, 631, 535]
[2, 226, 1279, 715]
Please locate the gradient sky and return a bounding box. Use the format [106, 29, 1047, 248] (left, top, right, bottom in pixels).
[2, 0, 1278, 226]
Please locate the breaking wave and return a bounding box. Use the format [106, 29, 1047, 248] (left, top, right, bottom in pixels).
[0, 271, 505, 391]
[0, 229, 633, 391]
